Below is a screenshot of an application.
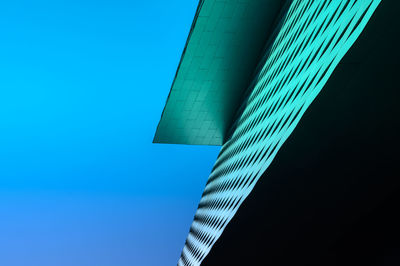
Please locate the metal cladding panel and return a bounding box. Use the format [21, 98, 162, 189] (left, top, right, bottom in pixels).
[178, 0, 382, 265]
[153, 0, 284, 145]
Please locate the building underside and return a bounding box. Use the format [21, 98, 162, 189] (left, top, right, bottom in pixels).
[154, 0, 286, 145]
[154, 0, 399, 265]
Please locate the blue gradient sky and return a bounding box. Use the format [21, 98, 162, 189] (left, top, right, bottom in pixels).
[0, 1, 220, 265]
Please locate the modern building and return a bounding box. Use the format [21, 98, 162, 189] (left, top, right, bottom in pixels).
[154, 0, 399, 265]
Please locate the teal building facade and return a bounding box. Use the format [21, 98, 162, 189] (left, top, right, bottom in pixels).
[155, 0, 399, 265]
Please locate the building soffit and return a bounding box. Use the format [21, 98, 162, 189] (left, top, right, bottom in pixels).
[153, 0, 285, 145]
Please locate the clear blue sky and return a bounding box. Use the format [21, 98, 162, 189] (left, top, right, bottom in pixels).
[0, 1, 220, 265]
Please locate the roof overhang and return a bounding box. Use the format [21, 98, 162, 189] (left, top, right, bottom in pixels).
[153, 0, 286, 145]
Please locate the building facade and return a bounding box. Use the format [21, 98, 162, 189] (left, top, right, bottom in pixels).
[154, 0, 399, 265]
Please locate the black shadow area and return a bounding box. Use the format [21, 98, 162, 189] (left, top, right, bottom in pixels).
[202, 1, 400, 265]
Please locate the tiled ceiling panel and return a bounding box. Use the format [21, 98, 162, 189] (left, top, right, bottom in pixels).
[153, 0, 285, 145]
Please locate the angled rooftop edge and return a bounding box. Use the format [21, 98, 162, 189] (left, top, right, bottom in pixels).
[153, 0, 285, 145]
